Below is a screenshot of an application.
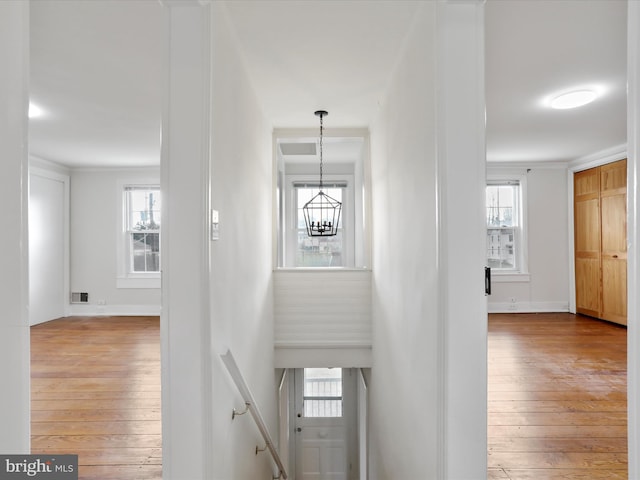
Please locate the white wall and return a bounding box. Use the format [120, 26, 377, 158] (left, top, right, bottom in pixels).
[627, 2, 640, 476]
[369, 3, 488, 478]
[69, 167, 161, 315]
[208, 3, 278, 478]
[160, 4, 211, 477]
[369, 4, 441, 477]
[437, 2, 488, 476]
[0, 0, 30, 454]
[488, 166, 570, 312]
[274, 270, 372, 367]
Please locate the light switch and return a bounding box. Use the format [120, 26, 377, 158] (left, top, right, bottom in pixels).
[211, 209, 219, 241]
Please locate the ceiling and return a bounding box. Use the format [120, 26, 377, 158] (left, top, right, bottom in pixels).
[485, 0, 627, 163]
[29, 0, 163, 168]
[28, 0, 628, 168]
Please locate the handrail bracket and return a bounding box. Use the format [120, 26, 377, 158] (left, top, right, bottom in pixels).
[232, 402, 250, 420]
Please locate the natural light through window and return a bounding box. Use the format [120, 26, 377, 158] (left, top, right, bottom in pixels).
[125, 186, 161, 273]
[303, 368, 343, 418]
[486, 182, 519, 270]
[296, 185, 344, 267]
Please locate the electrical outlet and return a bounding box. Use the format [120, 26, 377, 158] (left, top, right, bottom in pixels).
[97, 299, 106, 305]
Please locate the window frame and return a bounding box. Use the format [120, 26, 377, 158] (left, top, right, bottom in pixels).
[486, 175, 529, 280]
[117, 182, 161, 289]
[283, 174, 355, 268]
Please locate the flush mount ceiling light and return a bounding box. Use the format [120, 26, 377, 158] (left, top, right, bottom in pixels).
[549, 89, 598, 109]
[28, 102, 44, 118]
[302, 110, 342, 237]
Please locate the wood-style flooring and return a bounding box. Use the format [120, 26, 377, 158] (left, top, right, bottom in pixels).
[30, 313, 627, 479]
[30, 316, 161, 480]
[488, 312, 627, 479]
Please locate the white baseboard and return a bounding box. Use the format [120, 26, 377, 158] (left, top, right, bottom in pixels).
[488, 301, 569, 314]
[66, 304, 161, 317]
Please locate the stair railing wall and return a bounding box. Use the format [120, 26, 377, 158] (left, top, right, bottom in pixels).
[221, 350, 288, 480]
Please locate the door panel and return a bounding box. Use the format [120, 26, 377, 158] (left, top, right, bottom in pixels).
[299, 427, 347, 480]
[574, 167, 601, 318]
[601, 195, 626, 252]
[602, 256, 627, 324]
[294, 368, 352, 480]
[601, 160, 627, 192]
[575, 199, 600, 252]
[29, 173, 67, 325]
[574, 167, 600, 196]
[573, 159, 627, 325]
[600, 159, 627, 324]
[575, 257, 601, 316]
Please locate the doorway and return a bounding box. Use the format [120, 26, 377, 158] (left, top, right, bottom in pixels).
[286, 368, 360, 480]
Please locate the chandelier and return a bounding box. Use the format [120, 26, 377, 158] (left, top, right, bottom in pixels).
[302, 110, 342, 237]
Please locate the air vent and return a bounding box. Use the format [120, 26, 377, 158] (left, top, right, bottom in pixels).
[279, 143, 316, 156]
[70, 292, 89, 304]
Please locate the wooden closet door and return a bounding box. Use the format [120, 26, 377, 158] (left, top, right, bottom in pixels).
[600, 159, 627, 325]
[574, 167, 601, 318]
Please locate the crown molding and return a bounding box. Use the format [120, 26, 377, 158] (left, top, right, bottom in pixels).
[568, 143, 627, 171]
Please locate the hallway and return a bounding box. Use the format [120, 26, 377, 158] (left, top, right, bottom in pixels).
[488, 313, 627, 479]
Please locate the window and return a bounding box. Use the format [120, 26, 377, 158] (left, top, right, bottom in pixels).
[303, 368, 343, 417]
[295, 183, 345, 267]
[486, 180, 523, 271]
[125, 186, 160, 273]
[281, 175, 355, 268]
[117, 184, 161, 288]
[276, 134, 369, 269]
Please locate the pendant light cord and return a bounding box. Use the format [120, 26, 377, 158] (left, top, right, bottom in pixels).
[319, 112, 324, 192]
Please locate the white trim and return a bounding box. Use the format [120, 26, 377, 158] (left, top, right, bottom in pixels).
[0, 0, 31, 452]
[160, 3, 213, 479]
[487, 160, 569, 170]
[492, 273, 530, 283]
[276, 267, 371, 273]
[116, 178, 161, 288]
[274, 347, 372, 368]
[627, 2, 640, 477]
[436, 2, 487, 478]
[67, 304, 161, 316]
[29, 165, 71, 318]
[283, 173, 356, 268]
[486, 144, 627, 173]
[29, 155, 71, 175]
[567, 168, 577, 314]
[116, 277, 161, 289]
[274, 127, 370, 141]
[488, 301, 569, 314]
[71, 165, 161, 174]
[569, 143, 627, 171]
[275, 341, 372, 348]
[486, 173, 529, 275]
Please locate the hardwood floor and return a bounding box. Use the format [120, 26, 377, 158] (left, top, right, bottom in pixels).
[488, 312, 627, 479]
[30, 313, 627, 479]
[31, 316, 161, 480]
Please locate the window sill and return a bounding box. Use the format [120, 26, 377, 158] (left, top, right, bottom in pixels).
[491, 272, 530, 283]
[117, 276, 161, 289]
